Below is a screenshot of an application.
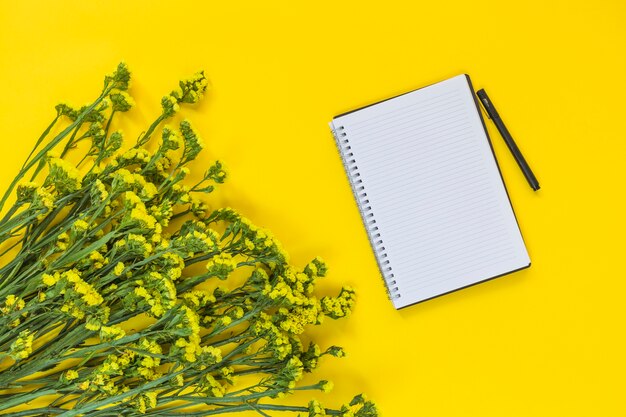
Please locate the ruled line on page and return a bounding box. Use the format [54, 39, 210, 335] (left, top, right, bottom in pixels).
[349, 91, 459, 130]
[351, 109, 469, 147]
[380, 181, 497, 218]
[348, 89, 459, 128]
[384, 210, 503, 251]
[364, 155, 488, 197]
[378, 195, 499, 236]
[357, 120, 478, 161]
[400, 250, 516, 292]
[370, 185, 494, 224]
[352, 122, 473, 161]
[362, 145, 484, 186]
[351, 116, 476, 161]
[349, 99, 466, 136]
[381, 198, 501, 236]
[356, 124, 474, 166]
[407, 242, 516, 280]
[350, 97, 464, 134]
[367, 181, 493, 228]
[387, 230, 509, 273]
[393, 232, 513, 273]
[391, 226, 508, 267]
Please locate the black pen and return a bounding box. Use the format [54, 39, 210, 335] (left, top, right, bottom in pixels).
[476, 88, 540, 191]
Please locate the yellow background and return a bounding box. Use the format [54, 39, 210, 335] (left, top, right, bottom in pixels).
[1, 0, 625, 415]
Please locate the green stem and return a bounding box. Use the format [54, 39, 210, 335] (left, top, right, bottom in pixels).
[20, 116, 60, 171]
[56, 369, 183, 417]
[59, 120, 85, 160]
[0, 388, 58, 412]
[0, 203, 21, 229]
[0, 91, 108, 215]
[1, 407, 67, 417]
[137, 114, 167, 147]
[0, 311, 57, 352]
[146, 402, 341, 416]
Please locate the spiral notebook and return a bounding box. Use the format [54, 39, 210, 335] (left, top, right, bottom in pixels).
[330, 74, 530, 309]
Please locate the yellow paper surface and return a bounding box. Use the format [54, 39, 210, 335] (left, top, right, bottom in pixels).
[0, 1, 625, 415]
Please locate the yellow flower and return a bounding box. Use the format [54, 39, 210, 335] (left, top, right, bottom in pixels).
[65, 370, 79, 381]
[16, 181, 38, 202]
[110, 90, 135, 112]
[131, 173, 157, 199]
[161, 94, 180, 117]
[137, 397, 147, 414]
[9, 330, 33, 361]
[144, 391, 157, 408]
[308, 400, 326, 417]
[84, 292, 103, 306]
[64, 270, 103, 307]
[166, 265, 182, 281]
[205, 252, 236, 279]
[74, 280, 90, 295]
[141, 356, 158, 368]
[135, 286, 150, 299]
[320, 380, 334, 393]
[117, 169, 136, 186]
[204, 374, 225, 397]
[56, 232, 70, 250]
[100, 325, 126, 341]
[161, 125, 183, 152]
[230, 306, 244, 319]
[48, 157, 82, 195]
[94, 179, 109, 201]
[173, 374, 184, 386]
[72, 219, 89, 233]
[201, 345, 222, 364]
[122, 191, 141, 207]
[320, 287, 356, 319]
[33, 187, 54, 214]
[183, 306, 200, 335]
[63, 269, 80, 283]
[113, 262, 125, 276]
[85, 322, 101, 331]
[130, 207, 157, 229]
[89, 251, 106, 269]
[42, 272, 60, 286]
[150, 302, 164, 317]
[5, 294, 17, 307]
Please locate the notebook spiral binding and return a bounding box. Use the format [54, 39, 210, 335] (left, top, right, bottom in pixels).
[330, 125, 400, 300]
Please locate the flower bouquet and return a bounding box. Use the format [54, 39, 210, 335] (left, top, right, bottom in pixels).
[0, 64, 377, 417]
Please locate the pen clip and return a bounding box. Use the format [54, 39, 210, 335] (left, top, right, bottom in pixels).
[476, 89, 491, 119]
[476, 89, 500, 120]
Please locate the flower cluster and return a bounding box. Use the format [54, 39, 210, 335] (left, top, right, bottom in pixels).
[46, 157, 82, 195]
[8, 330, 33, 361]
[0, 64, 377, 417]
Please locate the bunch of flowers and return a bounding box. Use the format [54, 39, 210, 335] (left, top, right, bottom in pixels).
[0, 64, 377, 417]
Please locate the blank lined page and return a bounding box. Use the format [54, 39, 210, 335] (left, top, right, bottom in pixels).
[331, 74, 530, 309]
